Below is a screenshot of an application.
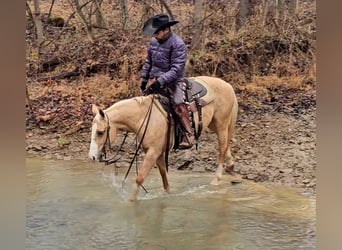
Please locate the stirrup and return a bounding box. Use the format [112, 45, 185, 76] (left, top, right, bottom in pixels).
[178, 135, 194, 149]
[179, 142, 193, 149]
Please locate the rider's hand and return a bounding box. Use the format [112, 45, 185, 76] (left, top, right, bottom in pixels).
[151, 80, 161, 91]
[140, 79, 148, 92]
[143, 80, 165, 96]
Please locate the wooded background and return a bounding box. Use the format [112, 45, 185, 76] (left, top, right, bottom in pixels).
[26, 0, 315, 94]
[25, 0, 316, 141]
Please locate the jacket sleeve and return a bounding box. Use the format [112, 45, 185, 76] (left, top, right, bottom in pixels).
[141, 43, 152, 81]
[157, 41, 186, 86]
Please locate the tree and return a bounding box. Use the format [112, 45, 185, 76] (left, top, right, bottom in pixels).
[158, 0, 174, 20]
[120, 0, 128, 29]
[68, 0, 94, 41]
[236, 0, 253, 30]
[275, 0, 298, 19]
[94, 0, 106, 28]
[32, 0, 44, 48]
[191, 0, 203, 51]
[287, 0, 298, 15]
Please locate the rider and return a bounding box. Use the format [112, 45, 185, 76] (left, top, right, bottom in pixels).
[140, 14, 194, 149]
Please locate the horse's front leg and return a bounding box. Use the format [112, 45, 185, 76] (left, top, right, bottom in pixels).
[129, 149, 159, 202]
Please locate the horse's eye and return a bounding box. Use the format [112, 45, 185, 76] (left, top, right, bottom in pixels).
[97, 131, 104, 137]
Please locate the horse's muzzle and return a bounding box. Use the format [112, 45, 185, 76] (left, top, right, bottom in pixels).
[98, 153, 106, 162]
[89, 152, 105, 162]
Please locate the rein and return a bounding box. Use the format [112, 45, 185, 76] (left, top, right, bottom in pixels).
[100, 113, 127, 166]
[102, 132, 129, 167]
[121, 95, 155, 193]
[101, 96, 156, 194]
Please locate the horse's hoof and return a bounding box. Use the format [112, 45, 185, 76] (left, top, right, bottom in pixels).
[225, 164, 234, 174]
[210, 179, 220, 186]
[128, 197, 136, 202]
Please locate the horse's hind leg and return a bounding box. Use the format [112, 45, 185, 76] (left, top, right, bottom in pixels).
[156, 156, 170, 193]
[210, 124, 229, 186]
[225, 146, 234, 173]
[225, 100, 237, 173]
[224, 127, 234, 173]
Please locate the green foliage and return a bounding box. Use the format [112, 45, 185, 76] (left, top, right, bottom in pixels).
[58, 136, 70, 147]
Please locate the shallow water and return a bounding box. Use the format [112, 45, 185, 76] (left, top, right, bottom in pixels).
[26, 157, 316, 250]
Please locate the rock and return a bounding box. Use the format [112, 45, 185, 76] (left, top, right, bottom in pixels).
[279, 168, 293, 174]
[302, 179, 311, 184]
[231, 180, 243, 185]
[71, 147, 82, 152]
[56, 154, 64, 160]
[247, 174, 257, 180]
[32, 145, 43, 151]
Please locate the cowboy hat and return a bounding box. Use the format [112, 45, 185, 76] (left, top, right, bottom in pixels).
[143, 14, 179, 36]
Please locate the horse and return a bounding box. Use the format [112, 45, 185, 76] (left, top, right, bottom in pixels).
[88, 76, 238, 201]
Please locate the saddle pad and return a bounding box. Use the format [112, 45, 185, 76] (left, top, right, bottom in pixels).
[188, 77, 215, 105]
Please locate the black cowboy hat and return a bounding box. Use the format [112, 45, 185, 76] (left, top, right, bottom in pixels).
[143, 14, 179, 36]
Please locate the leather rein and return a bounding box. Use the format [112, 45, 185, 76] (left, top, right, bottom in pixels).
[100, 95, 157, 193]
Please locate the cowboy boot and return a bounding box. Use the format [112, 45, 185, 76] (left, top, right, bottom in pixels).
[174, 103, 194, 149]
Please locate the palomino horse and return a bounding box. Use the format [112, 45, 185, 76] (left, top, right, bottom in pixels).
[89, 76, 238, 201]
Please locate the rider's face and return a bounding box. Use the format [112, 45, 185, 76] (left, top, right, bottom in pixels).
[154, 28, 170, 42]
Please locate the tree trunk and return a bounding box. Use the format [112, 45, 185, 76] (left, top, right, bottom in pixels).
[191, 0, 203, 51]
[69, 0, 94, 41]
[277, 0, 297, 19]
[26, 85, 32, 112]
[236, 0, 251, 30]
[94, 0, 106, 28]
[287, 0, 297, 15]
[276, 0, 285, 19]
[32, 0, 44, 48]
[120, 0, 128, 29]
[263, 0, 276, 26]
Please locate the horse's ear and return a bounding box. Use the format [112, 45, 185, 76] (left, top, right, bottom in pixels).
[99, 109, 105, 119]
[91, 104, 99, 115]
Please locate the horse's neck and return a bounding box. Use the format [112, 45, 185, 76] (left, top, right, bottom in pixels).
[105, 97, 150, 133]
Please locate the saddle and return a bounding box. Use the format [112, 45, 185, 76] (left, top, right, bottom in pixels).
[183, 78, 207, 102]
[157, 77, 210, 150]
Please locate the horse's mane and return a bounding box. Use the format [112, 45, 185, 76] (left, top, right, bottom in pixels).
[104, 96, 147, 112]
[104, 95, 167, 118]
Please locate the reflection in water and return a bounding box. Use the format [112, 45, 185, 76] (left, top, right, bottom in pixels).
[26, 157, 316, 250]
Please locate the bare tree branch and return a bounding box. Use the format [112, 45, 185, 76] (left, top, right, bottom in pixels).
[158, 0, 174, 20]
[47, 0, 56, 20]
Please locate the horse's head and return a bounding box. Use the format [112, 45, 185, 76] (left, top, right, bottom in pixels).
[89, 104, 115, 162]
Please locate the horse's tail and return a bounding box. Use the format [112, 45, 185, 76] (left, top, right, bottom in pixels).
[228, 94, 238, 142]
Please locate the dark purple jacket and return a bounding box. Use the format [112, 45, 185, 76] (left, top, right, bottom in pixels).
[141, 33, 187, 87]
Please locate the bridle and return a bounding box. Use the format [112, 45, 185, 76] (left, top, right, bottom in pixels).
[99, 112, 128, 166]
[99, 112, 112, 162]
[98, 96, 157, 193]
